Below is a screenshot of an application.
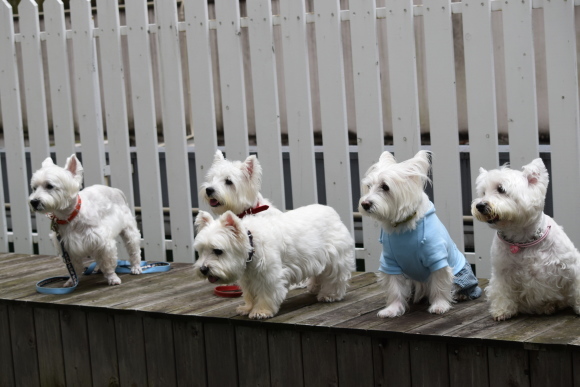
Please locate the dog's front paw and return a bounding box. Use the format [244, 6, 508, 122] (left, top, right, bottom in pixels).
[131, 265, 143, 275]
[377, 302, 405, 318]
[492, 312, 517, 321]
[236, 304, 253, 316]
[428, 300, 452, 315]
[248, 309, 274, 320]
[106, 274, 122, 286]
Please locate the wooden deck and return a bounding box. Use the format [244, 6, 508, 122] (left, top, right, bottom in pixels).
[1, 252, 580, 387]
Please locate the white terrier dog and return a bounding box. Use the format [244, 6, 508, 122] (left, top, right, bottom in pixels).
[193, 204, 356, 319]
[359, 150, 481, 318]
[472, 158, 580, 321]
[200, 150, 280, 218]
[28, 154, 142, 286]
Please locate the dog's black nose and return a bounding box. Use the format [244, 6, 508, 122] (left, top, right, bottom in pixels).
[361, 201, 372, 211]
[476, 202, 489, 214]
[30, 199, 41, 210]
[205, 187, 215, 197]
[200, 265, 209, 275]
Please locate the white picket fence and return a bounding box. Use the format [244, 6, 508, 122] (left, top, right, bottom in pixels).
[1, 0, 579, 278]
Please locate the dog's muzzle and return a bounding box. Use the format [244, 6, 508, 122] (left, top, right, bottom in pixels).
[360, 200, 372, 212]
[200, 265, 220, 283]
[475, 202, 490, 215]
[29, 199, 42, 211]
[205, 187, 221, 207]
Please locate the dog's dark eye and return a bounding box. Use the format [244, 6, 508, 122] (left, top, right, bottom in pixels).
[497, 185, 506, 194]
[381, 183, 389, 192]
[225, 178, 233, 186]
[45, 183, 53, 190]
[213, 248, 223, 256]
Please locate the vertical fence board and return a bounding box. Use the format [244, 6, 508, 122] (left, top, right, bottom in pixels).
[0, 157, 7, 252]
[0, 0, 33, 254]
[268, 329, 304, 387]
[302, 331, 338, 387]
[19, 0, 53, 255]
[0, 303, 14, 386]
[115, 313, 148, 387]
[143, 316, 177, 386]
[204, 321, 238, 386]
[70, 0, 106, 186]
[87, 311, 119, 387]
[236, 325, 271, 387]
[183, 0, 218, 214]
[313, 1, 354, 234]
[215, 1, 250, 161]
[173, 319, 207, 387]
[154, 0, 194, 262]
[44, 0, 76, 165]
[336, 333, 373, 386]
[34, 307, 66, 387]
[372, 337, 411, 386]
[247, 0, 285, 210]
[448, 344, 489, 387]
[543, 0, 580, 246]
[423, 0, 465, 251]
[530, 348, 573, 387]
[125, 0, 165, 260]
[60, 308, 92, 386]
[410, 340, 450, 386]
[349, 0, 384, 271]
[462, 0, 499, 277]
[9, 304, 39, 387]
[487, 346, 530, 387]
[96, 0, 134, 210]
[384, 0, 421, 161]
[502, 0, 539, 169]
[279, 0, 317, 208]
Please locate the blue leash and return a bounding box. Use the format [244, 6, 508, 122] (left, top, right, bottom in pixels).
[36, 221, 171, 294]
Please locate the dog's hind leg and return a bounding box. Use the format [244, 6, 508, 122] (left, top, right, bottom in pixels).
[95, 241, 122, 285]
[120, 224, 143, 275]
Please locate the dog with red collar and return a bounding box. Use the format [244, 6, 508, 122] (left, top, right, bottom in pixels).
[28, 154, 143, 287]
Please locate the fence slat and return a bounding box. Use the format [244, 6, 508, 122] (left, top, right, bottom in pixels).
[502, 0, 539, 169]
[0, 1, 33, 254]
[154, 0, 194, 263]
[384, 0, 421, 161]
[543, 0, 580, 246]
[279, 0, 318, 208]
[44, 0, 76, 165]
[214, 1, 249, 161]
[313, 0, 354, 235]
[19, 0, 53, 254]
[462, 0, 500, 277]
[70, 0, 106, 186]
[349, 0, 384, 271]
[125, 0, 165, 259]
[183, 0, 217, 214]
[423, 0, 465, 251]
[247, 0, 285, 210]
[96, 0, 134, 210]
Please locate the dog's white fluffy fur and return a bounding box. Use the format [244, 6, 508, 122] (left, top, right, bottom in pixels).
[28, 154, 142, 286]
[359, 150, 460, 317]
[472, 158, 580, 321]
[199, 150, 281, 216]
[193, 204, 355, 319]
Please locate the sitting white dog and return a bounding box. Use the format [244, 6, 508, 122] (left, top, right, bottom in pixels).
[28, 154, 142, 286]
[193, 204, 356, 319]
[359, 151, 481, 318]
[199, 150, 280, 218]
[472, 158, 580, 321]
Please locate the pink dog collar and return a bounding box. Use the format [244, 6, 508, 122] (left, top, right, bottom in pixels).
[497, 225, 552, 254]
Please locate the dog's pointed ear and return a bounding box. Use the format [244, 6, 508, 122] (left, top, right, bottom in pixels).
[195, 211, 214, 233]
[64, 154, 83, 185]
[522, 158, 549, 187]
[41, 157, 55, 168]
[379, 151, 397, 165]
[479, 167, 488, 175]
[213, 150, 225, 164]
[412, 150, 432, 175]
[220, 211, 243, 237]
[243, 155, 263, 187]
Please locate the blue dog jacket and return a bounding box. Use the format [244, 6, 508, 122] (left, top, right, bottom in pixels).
[379, 202, 481, 299]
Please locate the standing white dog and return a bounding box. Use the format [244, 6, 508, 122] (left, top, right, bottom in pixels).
[28, 154, 142, 286]
[193, 204, 356, 319]
[472, 158, 580, 321]
[359, 151, 481, 318]
[200, 150, 280, 218]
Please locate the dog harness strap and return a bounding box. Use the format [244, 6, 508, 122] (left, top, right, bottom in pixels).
[247, 230, 255, 263]
[238, 204, 270, 218]
[49, 195, 82, 225]
[497, 225, 552, 254]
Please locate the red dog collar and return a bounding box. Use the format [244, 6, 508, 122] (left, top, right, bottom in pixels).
[50, 196, 82, 225]
[237, 204, 270, 218]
